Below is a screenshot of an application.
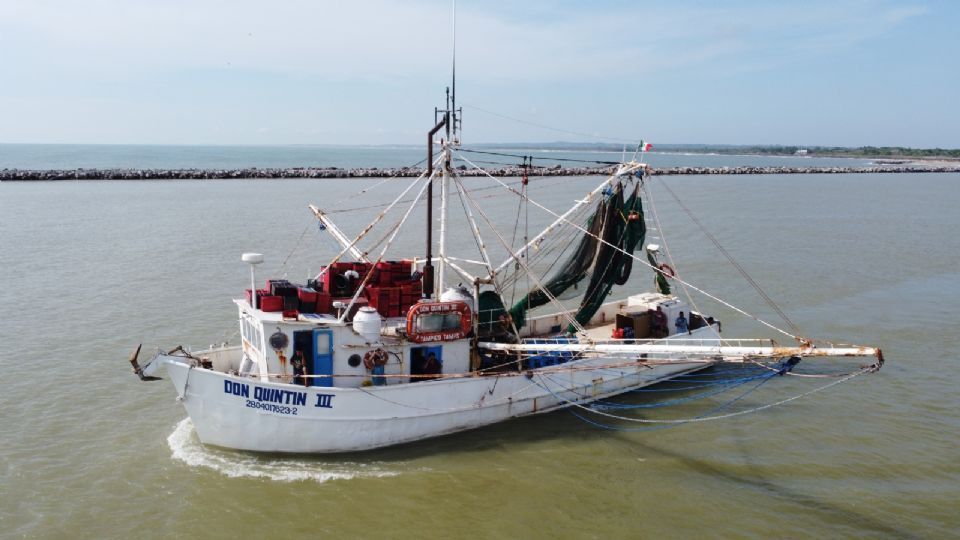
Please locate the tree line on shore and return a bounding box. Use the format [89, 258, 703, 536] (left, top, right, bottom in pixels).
[488, 142, 960, 159]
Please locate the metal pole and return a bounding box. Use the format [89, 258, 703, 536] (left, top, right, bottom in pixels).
[425, 117, 447, 298]
[250, 264, 257, 310]
[438, 147, 449, 296]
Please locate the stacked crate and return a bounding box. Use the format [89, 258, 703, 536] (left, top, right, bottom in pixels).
[321, 261, 373, 297]
[362, 260, 422, 318]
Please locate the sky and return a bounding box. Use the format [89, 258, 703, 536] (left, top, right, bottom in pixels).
[0, 0, 957, 147]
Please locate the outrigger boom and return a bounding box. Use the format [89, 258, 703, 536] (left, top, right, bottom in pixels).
[479, 340, 883, 363]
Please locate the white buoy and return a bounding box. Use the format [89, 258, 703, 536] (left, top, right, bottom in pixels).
[440, 286, 474, 311]
[353, 307, 382, 343]
[242, 253, 264, 309]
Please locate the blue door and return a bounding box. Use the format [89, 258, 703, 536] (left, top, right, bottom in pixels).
[312, 329, 334, 387]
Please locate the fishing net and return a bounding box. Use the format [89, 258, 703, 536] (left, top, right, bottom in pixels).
[506, 182, 647, 334]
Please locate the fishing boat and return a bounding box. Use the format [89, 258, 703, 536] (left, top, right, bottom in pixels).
[130, 74, 883, 454]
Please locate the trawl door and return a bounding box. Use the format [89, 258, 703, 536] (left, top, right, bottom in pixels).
[312, 329, 333, 387]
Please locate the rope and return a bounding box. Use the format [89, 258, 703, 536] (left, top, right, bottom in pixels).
[313, 161, 435, 280]
[451, 172, 590, 337]
[461, 102, 642, 145]
[325, 156, 429, 209]
[454, 150, 801, 341]
[655, 177, 803, 337]
[353, 376, 542, 413]
[587, 372, 773, 410]
[497, 203, 589, 291]
[324, 174, 560, 215]
[447, 167, 527, 349]
[534, 364, 872, 426]
[459, 147, 620, 166]
[337, 173, 434, 321]
[642, 181, 723, 343]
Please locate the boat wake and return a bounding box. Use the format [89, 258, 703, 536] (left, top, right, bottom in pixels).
[167, 418, 403, 483]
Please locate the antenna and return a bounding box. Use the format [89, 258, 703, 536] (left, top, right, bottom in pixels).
[241, 253, 264, 309]
[451, 0, 459, 142]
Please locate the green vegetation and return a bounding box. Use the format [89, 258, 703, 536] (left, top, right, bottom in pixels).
[486, 142, 960, 159]
[708, 145, 960, 159]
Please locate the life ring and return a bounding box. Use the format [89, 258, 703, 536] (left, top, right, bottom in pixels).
[657, 263, 676, 278]
[406, 301, 472, 343]
[363, 348, 389, 370]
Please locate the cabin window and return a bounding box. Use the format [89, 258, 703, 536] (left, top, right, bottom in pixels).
[315, 332, 331, 355]
[415, 313, 463, 333]
[240, 314, 264, 354]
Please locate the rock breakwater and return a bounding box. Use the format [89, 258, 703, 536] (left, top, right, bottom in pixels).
[2, 164, 958, 181]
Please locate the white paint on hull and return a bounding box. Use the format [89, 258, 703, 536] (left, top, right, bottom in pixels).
[163, 354, 713, 453]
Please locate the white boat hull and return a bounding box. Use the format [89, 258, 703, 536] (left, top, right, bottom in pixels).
[162, 354, 714, 453]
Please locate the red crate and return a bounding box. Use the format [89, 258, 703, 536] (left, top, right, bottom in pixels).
[353, 262, 372, 279]
[375, 260, 412, 285]
[297, 287, 319, 313]
[298, 287, 318, 302]
[245, 289, 273, 307]
[400, 280, 422, 294]
[364, 288, 391, 317]
[316, 292, 331, 313]
[324, 262, 361, 297]
[387, 287, 400, 304]
[259, 295, 284, 312]
[331, 261, 353, 274]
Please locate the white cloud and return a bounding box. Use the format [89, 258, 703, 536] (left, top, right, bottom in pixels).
[0, 0, 940, 145]
[0, 0, 928, 83]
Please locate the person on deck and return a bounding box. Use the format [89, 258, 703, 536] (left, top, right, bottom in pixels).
[291, 351, 307, 386]
[422, 352, 442, 379]
[651, 305, 668, 338]
[675, 311, 690, 335]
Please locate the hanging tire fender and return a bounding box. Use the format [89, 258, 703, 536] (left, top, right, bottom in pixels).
[363, 348, 388, 370]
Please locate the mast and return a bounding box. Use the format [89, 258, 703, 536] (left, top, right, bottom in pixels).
[428, 1, 460, 298]
[451, 0, 458, 143]
[424, 116, 447, 299]
[438, 89, 452, 296]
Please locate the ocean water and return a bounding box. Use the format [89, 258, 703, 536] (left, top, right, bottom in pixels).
[0, 146, 957, 539]
[0, 143, 873, 171]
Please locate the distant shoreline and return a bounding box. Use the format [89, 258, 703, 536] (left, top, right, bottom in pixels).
[3, 163, 960, 181]
[481, 143, 960, 161]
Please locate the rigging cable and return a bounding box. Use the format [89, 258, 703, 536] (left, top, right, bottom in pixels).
[454, 150, 801, 341]
[461, 102, 642, 145]
[507, 158, 527, 305]
[459, 147, 620, 166]
[642, 180, 723, 342]
[451, 172, 590, 338]
[655, 177, 803, 338]
[450, 172, 530, 351]
[533, 359, 873, 431]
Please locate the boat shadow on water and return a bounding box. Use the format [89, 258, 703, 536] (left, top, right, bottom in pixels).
[620, 437, 921, 539]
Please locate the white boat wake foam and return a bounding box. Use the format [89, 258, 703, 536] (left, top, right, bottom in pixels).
[167, 418, 404, 483]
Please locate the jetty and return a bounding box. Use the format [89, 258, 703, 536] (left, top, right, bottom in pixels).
[1, 164, 959, 181]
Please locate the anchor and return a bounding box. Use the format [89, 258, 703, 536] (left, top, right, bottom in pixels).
[128, 344, 163, 381]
